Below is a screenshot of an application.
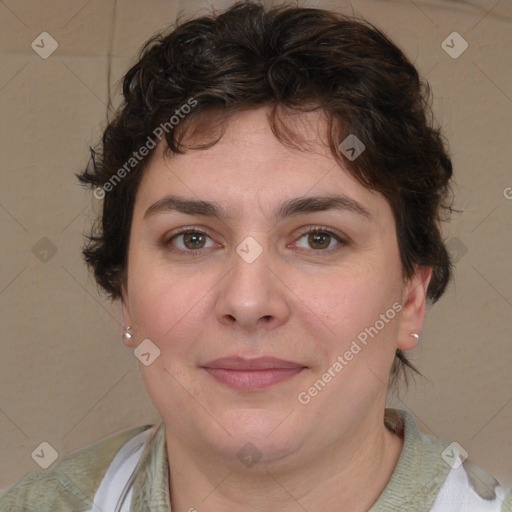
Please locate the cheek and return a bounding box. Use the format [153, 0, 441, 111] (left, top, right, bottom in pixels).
[127, 252, 212, 347]
[296, 266, 397, 335]
[294, 267, 402, 386]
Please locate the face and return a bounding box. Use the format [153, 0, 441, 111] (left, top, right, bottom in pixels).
[122, 107, 430, 468]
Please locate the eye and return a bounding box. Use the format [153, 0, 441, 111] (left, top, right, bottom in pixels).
[294, 227, 348, 252]
[165, 228, 217, 254]
[163, 225, 348, 257]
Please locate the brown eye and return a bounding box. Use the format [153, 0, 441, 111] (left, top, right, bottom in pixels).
[295, 227, 348, 252]
[308, 231, 331, 250]
[182, 232, 207, 250]
[165, 229, 217, 255]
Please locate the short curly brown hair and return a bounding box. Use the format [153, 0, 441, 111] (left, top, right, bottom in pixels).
[78, 1, 454, 392]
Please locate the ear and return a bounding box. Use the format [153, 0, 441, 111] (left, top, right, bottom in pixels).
[397, 266, 433, 350]
[121, 285, 136, 348]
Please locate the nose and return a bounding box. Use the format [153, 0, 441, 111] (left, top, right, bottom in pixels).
[215, 238, 291, 333]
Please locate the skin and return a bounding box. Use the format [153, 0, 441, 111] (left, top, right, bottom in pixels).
[122, 107, 432, 512]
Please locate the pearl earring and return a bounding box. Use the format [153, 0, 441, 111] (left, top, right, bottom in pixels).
[123, 326, 132, 342]
[410, 333, 420, 341]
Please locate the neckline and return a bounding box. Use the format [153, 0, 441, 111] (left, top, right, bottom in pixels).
[131, 408, 452, 512]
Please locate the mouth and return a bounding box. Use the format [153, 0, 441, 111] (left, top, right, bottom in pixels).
[201, 356, 307, 391]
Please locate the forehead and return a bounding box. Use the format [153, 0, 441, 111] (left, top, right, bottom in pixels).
[135, 107, 387, 221]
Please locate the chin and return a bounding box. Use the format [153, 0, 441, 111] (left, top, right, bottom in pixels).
[211, 408, 301, 457]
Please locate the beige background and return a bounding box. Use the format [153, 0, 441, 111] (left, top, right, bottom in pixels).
[1, 0, 511, 493]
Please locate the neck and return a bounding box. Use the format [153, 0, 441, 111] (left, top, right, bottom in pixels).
[165, 409, 404, 512]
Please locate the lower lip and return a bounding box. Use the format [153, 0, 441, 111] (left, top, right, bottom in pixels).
[203, 367, 304, 391]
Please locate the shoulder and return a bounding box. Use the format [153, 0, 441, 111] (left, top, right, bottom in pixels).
[431, 455, 512, 512]
[0, 424, 152, 512]
[381, 409, 511, 512]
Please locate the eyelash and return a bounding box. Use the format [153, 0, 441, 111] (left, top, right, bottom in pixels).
[163, 226, 349, 257]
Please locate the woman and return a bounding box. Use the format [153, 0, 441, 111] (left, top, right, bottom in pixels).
[1, 2, 510, 511]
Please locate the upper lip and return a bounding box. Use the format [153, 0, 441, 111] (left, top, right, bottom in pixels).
[201, 356, 305, 370]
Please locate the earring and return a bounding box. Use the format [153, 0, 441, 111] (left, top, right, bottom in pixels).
[122, 326, 132, 342]
[410, 333, 420, 341]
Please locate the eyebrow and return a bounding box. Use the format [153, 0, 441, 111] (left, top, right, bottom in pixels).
[143, 194, 373, 222]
